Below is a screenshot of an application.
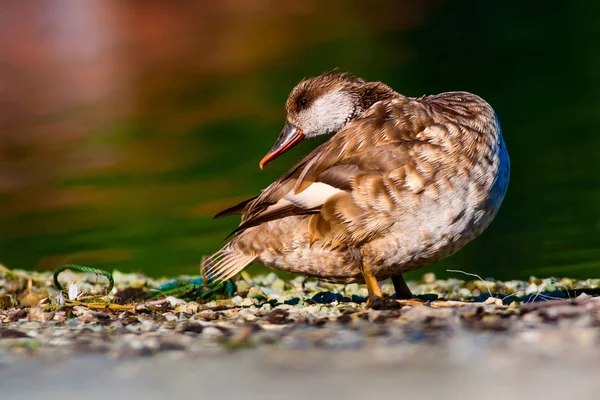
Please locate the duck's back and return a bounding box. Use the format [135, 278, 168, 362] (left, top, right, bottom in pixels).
[348, 91, 510, 275]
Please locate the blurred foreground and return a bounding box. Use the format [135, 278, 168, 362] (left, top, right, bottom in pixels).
[4, 338, 600, 400]
[2, 268, 600, 399]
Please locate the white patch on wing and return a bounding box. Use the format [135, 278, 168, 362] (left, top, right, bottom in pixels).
[284, 182, 342, 209]
[261, 199, 293, 214]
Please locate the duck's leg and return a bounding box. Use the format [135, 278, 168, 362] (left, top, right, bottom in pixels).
[360, 261, 383, 304]
[391, 274, 413, 300]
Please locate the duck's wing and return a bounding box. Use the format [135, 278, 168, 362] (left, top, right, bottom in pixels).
[212, 145, 320, 221]
[213, 197, 257, 219]
[227, 92, 497, 244]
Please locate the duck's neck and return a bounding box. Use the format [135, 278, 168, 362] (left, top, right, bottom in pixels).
[359, 82, 399, 111]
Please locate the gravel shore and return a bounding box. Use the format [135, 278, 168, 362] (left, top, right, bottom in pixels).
[2, 267, 600, 399]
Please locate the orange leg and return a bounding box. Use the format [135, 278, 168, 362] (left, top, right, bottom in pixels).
[360, 261, 383, 304]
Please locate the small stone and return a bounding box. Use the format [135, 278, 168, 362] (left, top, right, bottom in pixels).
[248, 287, 267, 301]
[560, 278, 574, 288]
[28, 307, 46, 322]
[175, 302, 201, 314]
[284, 297, 300, 306]
[0, 329, 30, 339]
[422, 273, 436, 284]
[522, 312, 542, 323]
[337, 314, 353, 324]
[267, 309, 290, 325]
[271, 279, 286, 293]
[202, 326, 223, 337]
[214, 299, 234, 307]
[483, 297, 504, 306]
[166, 296, 186, 307]
[312, 292, 349, 304]
[238, 298, 253, 307]
[263, 273, 278, 285]
[525, 283, 539, 295]
[53, 312, 67, 323]
[163, 312, 178, 322]
[179, 322, 204, 334]
[231, 324, 260, 342]
[18, 289, 47, 307]
[140, 320, 156, 332]
[344, 284, 360, 295]
[235, 280, 250, 294]
[0, 294, 14, 310]
[77, 310, 111, 324]
[351, 294, 367, 304]
[196, 310, 218, 321]
[66, 319, 80, 327]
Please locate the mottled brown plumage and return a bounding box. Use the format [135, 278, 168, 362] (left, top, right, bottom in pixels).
[203, 72, 510, 302]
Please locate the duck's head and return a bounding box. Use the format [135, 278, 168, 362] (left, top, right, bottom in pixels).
[259, 71, 395, 169]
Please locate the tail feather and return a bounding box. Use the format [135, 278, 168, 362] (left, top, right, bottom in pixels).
[202, 246, 256, 282]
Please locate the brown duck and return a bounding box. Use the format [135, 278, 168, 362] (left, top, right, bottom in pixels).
[203, 71, 510, 303]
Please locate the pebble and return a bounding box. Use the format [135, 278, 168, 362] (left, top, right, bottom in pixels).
[202, 327, 224, 337]
[163, 313, 178, 322]
[140, 320, 156, 332]
[422, 273, 436, 284]
[526, 283, 540, 295]
[240, 298, 254, 307]
[271, 279, 286, 293]
[344, 284, 360, 295]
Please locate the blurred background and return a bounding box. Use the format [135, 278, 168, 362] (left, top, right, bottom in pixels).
[0, 0, 598, 280]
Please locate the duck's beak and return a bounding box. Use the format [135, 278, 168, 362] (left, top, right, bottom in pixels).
[259, 121, 304, 169]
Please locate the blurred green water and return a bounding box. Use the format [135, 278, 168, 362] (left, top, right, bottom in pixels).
[0, 1, 598, 280]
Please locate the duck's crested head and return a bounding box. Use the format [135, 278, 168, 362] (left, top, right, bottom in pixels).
[259, 71, 395, 169]
[285, 71, 368, 138]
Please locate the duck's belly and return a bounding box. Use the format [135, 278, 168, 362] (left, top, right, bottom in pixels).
[361, 210, 495, 281]
[257, 200, 500, 284]
[257, 203, 502, 284]
[253, 217, 364, 283]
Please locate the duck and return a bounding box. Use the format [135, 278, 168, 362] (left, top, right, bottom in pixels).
[202, 71, 510, 304]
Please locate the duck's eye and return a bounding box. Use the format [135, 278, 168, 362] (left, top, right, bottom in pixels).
[299, 98, 308, 107]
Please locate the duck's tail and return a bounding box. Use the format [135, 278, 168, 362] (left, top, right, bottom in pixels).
[202, 241, 257, 282]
